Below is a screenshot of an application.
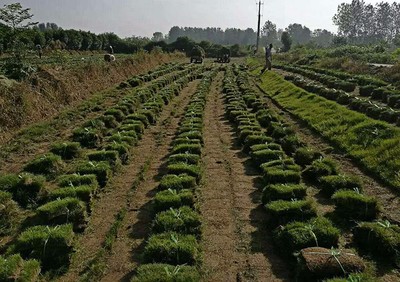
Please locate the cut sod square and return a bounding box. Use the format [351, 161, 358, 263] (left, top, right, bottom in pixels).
[74, 161, 112, 188]
[265, 199, 317, 226]
[332, 190, 379, 221]
[24, 153, 64, 177]
[154, 189, 194, 213]
[107, 133, 137, 146]
[273, 217, 340, 256]
[10, 224, 74, 271]
[296, 247, 366, 281]
[105, 143, 130, 164]
[143, 232, 199, 265]
[158, 174, 196, 191]
[72, 127, 102, 148]
[104, 109, 125, 122]
[251, 149, 285, 167]
[250, 143, 282, 154]
[262, 166, 301, 185]
[262, 183, 307, 204]
[243, 135, 273, 152]
[131, 263, 200, 282]
[36, 197, 88, 231]
[50, 142, 81, 160]
[152, 206, 201, 236]
[302, 158, 338, 182]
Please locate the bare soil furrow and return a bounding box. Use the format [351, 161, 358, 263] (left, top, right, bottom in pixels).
[201, 73, 288, 282]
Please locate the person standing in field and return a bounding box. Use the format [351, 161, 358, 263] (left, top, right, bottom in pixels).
[265, 43, 273, 71]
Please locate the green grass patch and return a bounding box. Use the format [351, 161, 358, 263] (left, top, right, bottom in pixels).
[131, 263, 200, 282]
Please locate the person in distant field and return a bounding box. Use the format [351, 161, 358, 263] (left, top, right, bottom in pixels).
[36, 44, 43, 59]
[265, 43, 273, 71]
[108, 45, 114, 54]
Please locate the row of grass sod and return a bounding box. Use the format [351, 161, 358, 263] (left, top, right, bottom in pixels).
[254, 68, 400, 191]
[224, 64, 379, 281]
[0, 64, 203, 278]
[132, 68, 217, 281]
[246, 62, 400, 279]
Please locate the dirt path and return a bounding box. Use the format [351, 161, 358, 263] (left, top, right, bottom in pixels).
[59, 80, 200, 282]
[200, 73, 289, 282]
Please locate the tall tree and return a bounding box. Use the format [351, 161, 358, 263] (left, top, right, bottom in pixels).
[286, 23, 311, 45]
[281, 31, 292, 52]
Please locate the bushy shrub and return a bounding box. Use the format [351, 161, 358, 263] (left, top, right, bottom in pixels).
[319, 174, 362, 196]
[10, 224, 74, 271]
[262, 183, 307, 204]
[159, 174, 196, 191]
[74, 161, 112, 187]
[50, 142, 81, 160]
[154, 189, 194, 213]
[265, 199, 317, 226]
[353, 221, 400, 261]
[0, 191, 20, 235]
[143, 232, 199, 265]
[36, 197, 88, 230]
[152, 206, 201, 236]
[24, 153, 64, 177]
[274, 217, 340, 256]
[332, 190, 379, 220]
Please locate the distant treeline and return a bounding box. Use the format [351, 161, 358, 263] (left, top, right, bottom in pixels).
[334, 0, 400, 44]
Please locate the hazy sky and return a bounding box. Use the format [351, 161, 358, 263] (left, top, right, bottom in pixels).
[1, 0, 383, 38]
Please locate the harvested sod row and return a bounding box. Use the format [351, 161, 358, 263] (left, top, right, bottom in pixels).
[129, 69, 217, 281]
[0, 65, 205, 279]
[221, 64, 381, 281]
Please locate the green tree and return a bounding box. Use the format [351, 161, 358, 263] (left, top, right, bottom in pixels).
[281, 31, 292, 52]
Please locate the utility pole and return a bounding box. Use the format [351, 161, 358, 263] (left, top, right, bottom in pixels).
[256, 0, 263, 53]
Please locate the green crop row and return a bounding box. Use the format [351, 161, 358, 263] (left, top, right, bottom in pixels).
[0, 64, 205, 278]
[132, 68, 217, 282]
[223, 64, 388, 281]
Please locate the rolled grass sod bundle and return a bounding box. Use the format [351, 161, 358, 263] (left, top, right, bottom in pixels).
[262, 166, 301, 185]
[10, 224, 74, 271]
[250, 143, 282, 153]
[265, 199, 317, 226]
[24, 153, 64, 177]
[36, 197, 88, 230]
[251, 149, 285, 167]
[0, 191, 20, 235]
[296, 247, 366, 281]
[158, 174, 197, 191]
[319, 174, 363, 196]
[50, 142, 81, 160]
[143, 232, 199, 265]
[48, 185, 95, 203]
[262, 183, 307, 204]
[131, 263, 200, 282]
[105, 143, 130, 164]
[154, 189, 194, 213]
[332, 190, 379, 221]
[107, 133, 137, 146]
[87, 150, 121, 168]
[57, 174, 98, 188]
[152, 206, 201, 236]
[167, 163, 201, 182]
[172, 144, 202, 155]
[0, 254, 41, 282]
[104, 109, 125, 122]
[353, 221, 400, 261]
[168, 154, 200, 165]
[273, 217, 340, 257]
[303, 158, 338, 182]
[294, 147, 323, 167]
[74, 161, 112, 188]
[243, 135, 273, 152]
[72, 127, 102, 148]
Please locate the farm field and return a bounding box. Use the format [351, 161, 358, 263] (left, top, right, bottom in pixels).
[1, 56, 400, 282]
